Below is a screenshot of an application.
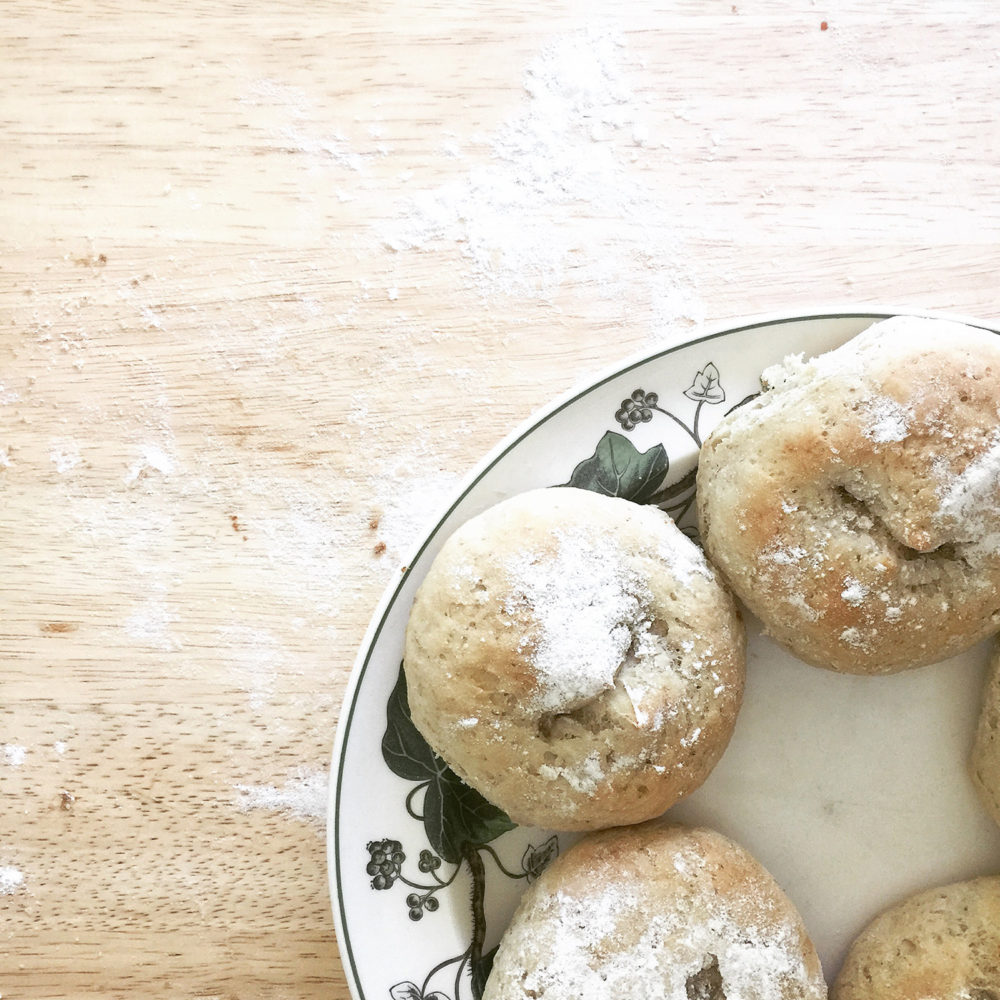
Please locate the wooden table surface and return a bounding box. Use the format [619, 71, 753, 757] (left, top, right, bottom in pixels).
[3, 2, 1000, 997]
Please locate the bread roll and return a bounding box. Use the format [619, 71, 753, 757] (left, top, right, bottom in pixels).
[697, 316, 1000, 674]
[484, 822, 826, 1000]
[403, 487, 745, 831]
[832, 876, 1000, 1000]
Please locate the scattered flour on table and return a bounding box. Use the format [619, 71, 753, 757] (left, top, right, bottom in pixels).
[3, 745, 27, 767]
[124, 596, 179, 651]
[236, 766, 328, 828]
[50, 439, 81, 474]
[219, 624, 286, 711]
[379, 24, 703, 330]
[124, 442, 175, 486]
[370, 465, 462, 563]
[241, 78, 382, 171]
[244, 476, 356, 614]
[0, 866, 24, 895]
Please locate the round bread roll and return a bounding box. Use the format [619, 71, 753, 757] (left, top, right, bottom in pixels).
[972, 639, 1000, 829]
[483, 822, 826, 1000]
[832, 876, 1000, 1000]
[403, 487, 745, 831]
[697, 316, 1000, 675]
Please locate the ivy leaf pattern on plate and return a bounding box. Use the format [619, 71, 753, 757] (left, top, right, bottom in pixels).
[381, 666, 442, 783]
[422, 765, 516, 866]
[390, 983, 449, 1000]
[566, 428, 669, 503]
[684, 362, 726, 403]
[375, 666, 529, 1000]
[470, 946, 499, 1000]
[382, 665, 515, 864]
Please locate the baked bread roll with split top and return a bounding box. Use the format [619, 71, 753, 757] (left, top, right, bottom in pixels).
[402, 487, 745, 831]
[483, 822, 826, 1000]
[697, 316, 1000, 674]
[832, 876, 1000, 1000]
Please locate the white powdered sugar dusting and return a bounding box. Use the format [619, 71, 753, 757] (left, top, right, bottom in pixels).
[538, 750, 607, 794]
[622, 676, 653, 726]
[936, 430, 1000, 557]
[503, 530, 652, 714]
[840, 626, 866, 648]
[840, 576, 869, 606]
[861, 394, 912, 443]
[760, 353, 808, 391]
[766, 544, 808, 567]
[661, 531, 714, 585]
[787, 592, 821, 622]
[509, 843, 821, 999]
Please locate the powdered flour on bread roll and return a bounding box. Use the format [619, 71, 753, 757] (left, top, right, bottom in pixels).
[403, 487, 745, 831]
[484, 822, 826, 1000]
[972, 640, 1000, 829]
[832, 876, 1000, 1000]
[697, 316, 1000, 675]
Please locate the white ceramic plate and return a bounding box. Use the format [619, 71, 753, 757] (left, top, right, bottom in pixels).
[329, 311, 1000, 1000]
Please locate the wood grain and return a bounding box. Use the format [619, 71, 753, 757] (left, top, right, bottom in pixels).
[2, 1, 1000, 996]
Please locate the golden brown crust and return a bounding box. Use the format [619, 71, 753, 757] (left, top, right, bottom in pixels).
[483, 822, 826, 1000]
[403, 487, 745, 831]
[831, 877, 1000, 1000]
[697, 317, 1000, 675]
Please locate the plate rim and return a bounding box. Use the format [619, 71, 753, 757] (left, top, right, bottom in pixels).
[326, 303, 1000, 1000]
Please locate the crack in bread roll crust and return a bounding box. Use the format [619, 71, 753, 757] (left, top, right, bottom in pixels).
[832, 876, 1000, 1000]
[696, 316, 1000, 675]
[483, 823, 826, 1000]
[402, 487, 745, 831]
